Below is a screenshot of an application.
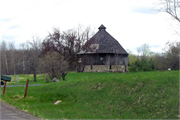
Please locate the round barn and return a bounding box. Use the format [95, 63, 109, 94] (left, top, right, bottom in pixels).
[77, 24, 129, 72]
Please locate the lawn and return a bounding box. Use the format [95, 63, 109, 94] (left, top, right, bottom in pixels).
[1, 71, 179, 119]
[5, 74, 47, 85]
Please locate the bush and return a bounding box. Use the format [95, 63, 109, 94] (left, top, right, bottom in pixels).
[129, 58, 155, 72]
[45, 74, 50, 83]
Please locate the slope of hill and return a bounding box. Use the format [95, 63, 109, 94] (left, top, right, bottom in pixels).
[1, 71, 179, 119]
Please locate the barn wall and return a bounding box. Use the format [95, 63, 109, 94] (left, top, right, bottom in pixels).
[77, 53, 129, 72]
[111, 65, 125, 72]
[83, 65, 126, 72]
[83, 65, 91, 72]
[79, 54, 128, 65]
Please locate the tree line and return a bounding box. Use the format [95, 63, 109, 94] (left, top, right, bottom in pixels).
[128, 42, 179, 72]
[1, 0, 179, 81]
[1, 28, 179, 81]
[129, 0, 180, 72]
[1, 25, 95, 81]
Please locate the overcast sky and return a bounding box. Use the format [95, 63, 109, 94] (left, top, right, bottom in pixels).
[0, 0, 179, 54]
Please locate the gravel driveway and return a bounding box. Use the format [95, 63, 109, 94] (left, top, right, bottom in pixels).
[0, 100, 43, 120]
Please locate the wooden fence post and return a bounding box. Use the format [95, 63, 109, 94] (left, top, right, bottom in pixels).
[24, 79, 29, 98]
[3, 81, 7, 95]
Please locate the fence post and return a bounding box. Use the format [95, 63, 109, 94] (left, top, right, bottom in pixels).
[17, 76, 19, 83]
[3, 81, 7, 95]
[24, 79, 29, 98]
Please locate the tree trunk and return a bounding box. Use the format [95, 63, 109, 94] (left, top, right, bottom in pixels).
[5, 55, 9, 74]
[23, 59, 25, 74]
[61, 73, 67, 81]
[34, 69, 36, 82]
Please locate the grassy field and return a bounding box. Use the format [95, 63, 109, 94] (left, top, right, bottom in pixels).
[4, 74, 47, 85]
[1, 71, 179, 119]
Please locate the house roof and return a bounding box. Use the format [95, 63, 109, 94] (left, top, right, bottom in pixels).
[78, 24, 128, 55]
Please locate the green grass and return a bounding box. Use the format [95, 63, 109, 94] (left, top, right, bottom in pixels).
[1, 71, 179, 119]
[5, 74, 47, 85]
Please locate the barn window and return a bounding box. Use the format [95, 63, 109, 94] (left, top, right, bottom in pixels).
[100, 57, 103, 60]
[110, 65, 112, 69]
[91, 65, 93, 70]
[90, 44, 99, 52]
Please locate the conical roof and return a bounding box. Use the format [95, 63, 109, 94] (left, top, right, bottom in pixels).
[83, 24, 128, 55]
[98, 24, 106, 30]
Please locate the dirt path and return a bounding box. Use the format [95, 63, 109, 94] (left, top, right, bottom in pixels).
[0, 100, 43, 120]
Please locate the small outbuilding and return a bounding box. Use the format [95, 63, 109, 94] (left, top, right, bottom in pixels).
[77, 24, 128, 72]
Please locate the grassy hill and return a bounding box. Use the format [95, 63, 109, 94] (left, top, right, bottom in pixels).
[1, 71, 179, 119]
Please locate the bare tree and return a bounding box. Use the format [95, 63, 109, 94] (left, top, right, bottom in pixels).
[157, 0, 180, 22]
[155, 0, 180, 35]
[8, 42, 16, 75]
[1, 41, 28, 75]
[12, 48, 25, 74]
[163, 41, 180, 70]
[0, 40, 9, 74]
[136, 43, 151, 59]
[153, 53, 167, 70]
[41, 28, 74, 80]
[19, 43, 26, 74]
[39, 51, 69, 81]
[76, 24, 95, 47]
[42, 26, 95, 79]
[26, 35, 42, 82]
[150, 41, 179, 70]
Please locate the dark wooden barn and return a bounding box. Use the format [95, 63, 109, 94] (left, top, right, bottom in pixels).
[77, 24, 128, 72]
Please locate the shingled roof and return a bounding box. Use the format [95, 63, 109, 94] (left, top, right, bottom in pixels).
[79, 24, 128, 55]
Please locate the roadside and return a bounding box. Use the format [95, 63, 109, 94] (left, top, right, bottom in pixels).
[0, 100, 43, 120]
